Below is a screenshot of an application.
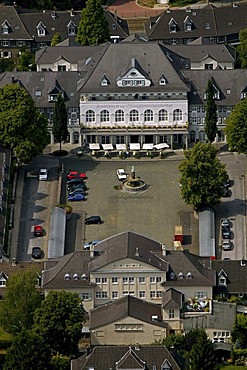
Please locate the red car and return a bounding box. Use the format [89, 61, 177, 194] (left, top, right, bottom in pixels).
[67, 171, 87, 180]
[34, 225, 43, 237]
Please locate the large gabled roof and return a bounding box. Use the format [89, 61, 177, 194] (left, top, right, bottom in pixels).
[71, 346, 186, 370]
[0, 5, 32, 41]
[89, 295, 166, 329]
[88, 231, 169, 272]
[77, 42, 190, 93]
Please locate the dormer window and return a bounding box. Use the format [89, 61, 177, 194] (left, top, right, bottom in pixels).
[73, 273, 79, 280]
[187, 272, 192, 279]
[184, 17, 192, 32]
[170, 272, 175, 280]
[64, 273, 70, 280]
[112, 23, 117, 30]
[2, 20, 10, 34]
[36, 22, 46, 37]
[205, 22, 210, 30]
[219, 276, 226, 286]
[67, 21, 76, 35]
[101, 75, 109, 86]
[161, 359, 172, 370]
[159, 75, 167, 85]
[169, 19, 177, 33]
[178, 272, 184, 279]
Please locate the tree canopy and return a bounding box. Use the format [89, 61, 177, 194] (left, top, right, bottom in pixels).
[205, 79, 218, 143]
[3, 330, 51, 370]
[17, 49, 35, 71]
[0, 269, 42, 334]
[231, 313, 247, 349]
[225, 97, 247, 154]
[0, 84, 49, 163]
[237, 28, 247, 68]
[76, 0, 110, 45]
[52, 93, 68, 151]
[179, 142, 228, 210]
[51, 32, 62, 46]
[32, 290, 86, 356]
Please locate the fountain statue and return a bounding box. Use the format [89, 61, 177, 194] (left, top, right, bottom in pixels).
[122, 165, 147, 193]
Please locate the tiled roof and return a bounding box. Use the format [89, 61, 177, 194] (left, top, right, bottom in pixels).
[162, 250, 215, 287]
[77, 42, 190, 93]
[145, 3, 247, 41]
[212, 260, 247, 294]
[89, 295, 166, 329]
[88, 231, 169, 272]
[71, 345, 186, 370]
[0, 5, 32, 40]
[184, 69, 247, 105]
[162, 288, 183, 309]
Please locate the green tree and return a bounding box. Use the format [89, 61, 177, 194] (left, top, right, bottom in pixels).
[17, 49, 35, 71]
[189, 330, 216, 370]
[237, 28, 247, 68]
[179, 142, 228, 211]
[225, 97, 247, 154]
[0, 58, 15, 73]
[0, 269, 43, 334]
[51, 32, 62, 46]
[50, 355, 70, 370]
[52, 93, 68, 151]
[231, 313, 247, 349]
[3, 330, 51, 370]
[0, 84, 49, 163]
[205, 80, 218, 143]
[32, 290, 86, 356]
[76, 0, 110, 45]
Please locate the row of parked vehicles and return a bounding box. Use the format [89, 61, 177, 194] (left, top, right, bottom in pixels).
[221, 218, 231, 251]
[67, 171, 87, 201]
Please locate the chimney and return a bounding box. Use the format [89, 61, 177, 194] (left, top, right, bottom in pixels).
[70, 8, 74, 16]
[161, 243, 166, 256]
[90, 245, 94, 258]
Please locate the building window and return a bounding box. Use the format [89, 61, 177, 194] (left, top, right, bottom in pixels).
[129, 277, 134, 284]
[2, 40, 9, 47]
[139, 277, 145, 283]
[85, 110, 95, 123]
[156, 277, 161, 283]
[123, 277, 128, 284]
[35, 90, 42, 97]
[58, 65, 66, 71]
[68, 26, 76, 35]
[102, 292, 107, 299]
[112, 291, 118, 299]
[158, 109, 168, 122]
[156, 291, 162, 298]
[150, 277, 155, 283]
[112, 277, 118, 284]
[129, 109, 139, 122]
[100, 110, 110, 122]
[37, 28, 45, 36]
[173, 109, 182, 122]
[123, 291, 128, 295]
[95, 278, 101, 284]
[116, 135, 124, 144]
[144, 109, 154, 122]
[150, 291, 156, 298]
[219, 277, 226, 286]
[101, 135, 110, 144]
[169, 309, 175, 319]
[102, 278, 107, 284]
[205, 64, 213, 70]
[115, 110, 124, 122]
[80, 292, 92, 300]
[195, 292, 207, 299]
[95, 291, 101, 298]
[139, 291, 145, 298]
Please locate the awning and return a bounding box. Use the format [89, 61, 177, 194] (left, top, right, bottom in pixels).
[129, 143, 141, 150]
[116, 144, 127, 151]
[102, 144, 114, 151]
[154, 143, 169, 150]
[89, 143, 100, 150]
[142, 143, 154, 150]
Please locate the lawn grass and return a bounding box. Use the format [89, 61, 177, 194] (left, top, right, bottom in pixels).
[220, 366, 247, 370]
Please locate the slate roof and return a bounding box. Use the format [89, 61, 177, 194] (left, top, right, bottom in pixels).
[89, 295, 166, 329]
[76, 42, 190, 94]
[71, 345, 186, 370]
[42, 251, 96, 289]
[0, 146, 11, 248]
[145, 4, 247, 41]
[162, 288, 183, 309]
[162, 41, 236, 64]
[162, 250, 215, 287]
[212, 260, 247, 295]
[184, 69, 247, 105]
[88, 231, 169, 272]
[0, 71, 83, 108]
[0, 5, 32, 41]
[104, 10, 129, 39]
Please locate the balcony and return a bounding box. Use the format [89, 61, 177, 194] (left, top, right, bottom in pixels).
[181, 297, 212, 315]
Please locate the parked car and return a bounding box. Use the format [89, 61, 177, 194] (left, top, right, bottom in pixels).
[83, 240, 101, 250]
[117, 168, 127, 181]
[222, 239, 231, 251]
[34, 225, 43, 237]
[39, 168, 48, 181]
[67, 178, 85, 186]
[85, 215, 102, 225]
[68, 193, 85, 202]
[222, 187, 229, 197]
[67, 182, 87, 191]
[221, 218, 230, 228]
[32, 246, 42, 259]
[222, 227, 231, 239]
[67, 171, 86, 180]
[68, 188, 85, 196]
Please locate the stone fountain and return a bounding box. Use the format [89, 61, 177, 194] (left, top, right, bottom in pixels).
[122, 165, 147, 193]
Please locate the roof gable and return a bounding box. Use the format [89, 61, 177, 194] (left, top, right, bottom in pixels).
[116, 348, 145, 369]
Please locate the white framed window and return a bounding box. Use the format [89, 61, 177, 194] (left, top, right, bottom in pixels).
[169, 309, 175, 319]
[158, 109, 168, 122]
[129, 109, 139, 122]
[195, 292, 207, 299]
[35, 90, 42, 97]
[112, 291, 118, 299]
[95, 291, 101, 298]
[150, 277, 155, 284]
[156, 291, 162, 298]
[2, 40, 9, 47]
[95, 278, 101, 284]
[102, 292, 107, 299]
[115, 110, 124, 122]
[173, 109, 182, 121]
[101, 135, 110, 144]
[156, 277, 161, 283]
[100, 110, 110, 122]
[150, 291, 155, 298]
[68, 26, 76, 35]
[129, 277, 134, 284]
[139, 277, 145, 284]
[38, 28, 45, 36]
[123, 277, 128, 284]
[139, 291, 145, 298]
[112, 277, 118, 284]
[86, 110, 95, 123]
[102, 277, 107, 284]
[80, 292, 92, 301]
[129, 291, 135, 295]
[123, 291, 128, 295]
[144, 109, 154, 122]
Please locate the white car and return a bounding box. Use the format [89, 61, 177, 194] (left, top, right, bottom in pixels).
[222, 239, 231, 251]
[117, 169, 127, 181]
[221, 218, 230, 228]
[39, 168, 48, 181]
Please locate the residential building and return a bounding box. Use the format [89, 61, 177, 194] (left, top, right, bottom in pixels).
[145, 3, 247, 45]
[71, 345, 187, 370]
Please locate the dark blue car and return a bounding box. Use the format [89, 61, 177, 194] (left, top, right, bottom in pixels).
[68, 193, 85, 202]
